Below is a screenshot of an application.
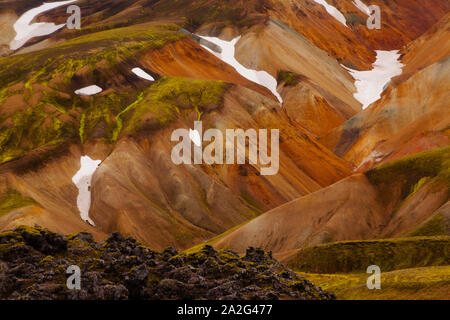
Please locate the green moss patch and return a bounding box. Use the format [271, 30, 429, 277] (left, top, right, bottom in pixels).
[0, 103, 79, 164]
[299, 266, 450, 300]
[123, 77, 227, 134]
[408, 214, 448, 237]
[366, 147, 450, 186]
[277, 71, 299, 87]
[345, 14, 366, 26]
[0, 190, 36, 216]
[365, 147, 450, 202]
[287, 236, 450, 274]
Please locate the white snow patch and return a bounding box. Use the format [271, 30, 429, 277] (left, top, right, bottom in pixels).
[10, 0, 77, 50]
[75, 85, 103, 96]
[353, 0, 370, 15]
[189, 129, 202, 147]
[132, 67, 155, 81]
[197, 35, 283, 104]
[313, 0, 348, 27]
[72, 156, 101, 226]
[343, 50, 404, 109]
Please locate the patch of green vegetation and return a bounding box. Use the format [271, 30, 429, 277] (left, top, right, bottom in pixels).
[277, 71, 299, 87]
[79, 112, 86, 144]
[217, 250, 240, 264]
[124, 77, 227, 133]
[14, 225, 43, 237]
[299, 266, 450, 300]
[0, 190, 36, 216]
[78, 93, 125, 144]
[0, 24, 186, 165]
[112, 92, 145, 141]
[147, 273, 162, 286]
[408, 214, 448, 237]
[56, 21, 137, 42]
[0, 24, 184, 89]
[40, 92, 73, 114]
[365, 147, 450, 201]
[367, 147, 450, 185]
[412, 176, 430, 194]
[288, 236, 450, 274]
[0, 87, 9, 106]
[0, 229, 27, 245]
[346, 14, 366, 26]
[0, 88, 145, 162]
[39, 255, 54, 265]
[55, 23, 183, 54]
[0, 103, 79, 164]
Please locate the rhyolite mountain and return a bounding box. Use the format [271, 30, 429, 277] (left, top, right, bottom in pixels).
[0, 0, 449, 300]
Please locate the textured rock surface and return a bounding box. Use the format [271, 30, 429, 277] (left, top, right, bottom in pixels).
[0, 226, 335, 300]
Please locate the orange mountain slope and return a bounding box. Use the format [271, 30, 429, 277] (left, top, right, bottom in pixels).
[322, 14, 450, 169]
[214, 148, 450, 260]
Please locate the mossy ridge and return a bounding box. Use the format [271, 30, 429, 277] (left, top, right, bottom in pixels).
[123, 77, 227, 134]
[0, 91, 135, 164]
[0, 24, 184, 89]
[299, 266, 450, 300]
[407, 214, 448, 237]
[0, 189, 36, 216]
[288, 236, 450, 274]
[411, 176, 431, 194]
[78, 93, 131, 144]
[366, 146, 450, 185]
[112, 92, 145, 142]
[365, 147, 450, 202]
[0, 102, 79, 164]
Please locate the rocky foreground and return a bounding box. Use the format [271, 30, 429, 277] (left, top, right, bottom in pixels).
[0, 226, 334, 300]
